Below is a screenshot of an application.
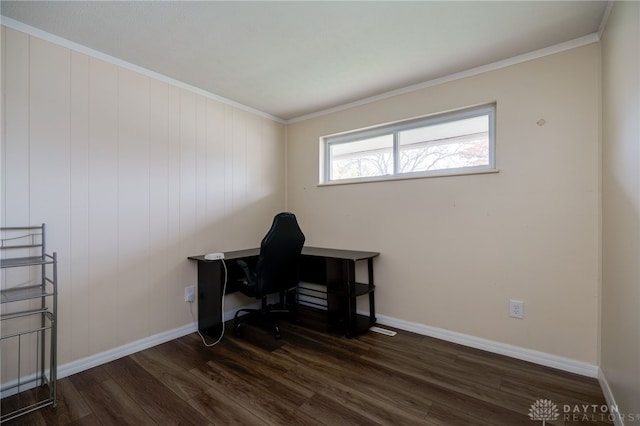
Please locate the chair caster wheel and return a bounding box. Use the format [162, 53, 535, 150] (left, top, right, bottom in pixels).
[274, 323, 281, 339]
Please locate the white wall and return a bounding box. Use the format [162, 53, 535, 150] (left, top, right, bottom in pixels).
[601, 0, 640, 418]
[1, 26, 286, 367]
[287, 44, 601, 364]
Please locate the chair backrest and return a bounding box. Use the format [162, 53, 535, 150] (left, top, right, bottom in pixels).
[255, 212, 305, 296]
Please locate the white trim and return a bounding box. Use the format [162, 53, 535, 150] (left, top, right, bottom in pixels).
[598, 369, 624, 426]
[375, 313, 599, 378]
[0, 16, 286, 124]
[287, 33, 601, 124]
[598, 0, 615, 39]
[319, 168, 499, 187]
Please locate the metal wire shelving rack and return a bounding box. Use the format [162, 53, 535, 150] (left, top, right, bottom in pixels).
[1, 224, 57, 422]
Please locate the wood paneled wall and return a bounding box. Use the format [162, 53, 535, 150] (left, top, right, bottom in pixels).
[1, 27, 286, 367]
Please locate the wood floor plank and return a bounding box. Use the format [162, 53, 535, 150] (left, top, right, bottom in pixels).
[75, 378, 156, 426]
[295, 392, 402, 426]
[186, 386, 269, 425]
[275, 345, 432, 424]
[102, 357, 212, 426]
[130, 345, 213, 401]
[64, 413, 106, 426]
[192, 359, 318, 425]
[275, 342, 434, 420]
[425, 400, 530, 426]
[356, 341, 544, 420]
[67, 365, 111, 391]
[499, 376, 609, 416]
[211, 341, 316, 400]
[40, 378, 92, 424]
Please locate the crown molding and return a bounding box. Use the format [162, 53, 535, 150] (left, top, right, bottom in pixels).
[0, 16, 287, 124]
[1, 15, 600, 127]
[287, 32, 600, 124]
[598, 0, 615, 39]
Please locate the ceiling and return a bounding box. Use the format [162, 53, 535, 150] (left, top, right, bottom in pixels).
[1, 1, 609, 121]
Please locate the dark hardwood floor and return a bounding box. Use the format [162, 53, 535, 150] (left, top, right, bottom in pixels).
[2, 310, 612, 425]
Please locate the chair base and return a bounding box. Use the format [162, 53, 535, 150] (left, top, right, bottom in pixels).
[233, 307, 290, 339]
[233, 289, 298, 340]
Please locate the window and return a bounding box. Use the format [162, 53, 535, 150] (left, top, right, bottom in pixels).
[321, 104, 496, 184]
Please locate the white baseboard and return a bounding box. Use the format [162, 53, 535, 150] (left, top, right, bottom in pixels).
[375, 313, 599, 378]
[51, 309, 597, 385]
[598, 369, 624, 426]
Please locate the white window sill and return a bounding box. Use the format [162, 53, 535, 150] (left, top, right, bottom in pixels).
[318, 168, 500, 187]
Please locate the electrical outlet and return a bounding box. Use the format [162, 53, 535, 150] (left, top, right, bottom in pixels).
[184, 285, 195, 303]
[509, 299, 524, 319]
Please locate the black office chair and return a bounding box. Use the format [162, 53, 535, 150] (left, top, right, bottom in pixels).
[233, 212, 305, 339]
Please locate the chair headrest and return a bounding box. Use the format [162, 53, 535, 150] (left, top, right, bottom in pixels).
[260, 212, 305, 250]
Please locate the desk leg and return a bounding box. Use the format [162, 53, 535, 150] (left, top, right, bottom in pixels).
[325, 258, 347, 334]
[367, 258, 376, 328]
[344, 260, 357, 338]
[197, 261, 223, 339]
[333, 257, 377, 338]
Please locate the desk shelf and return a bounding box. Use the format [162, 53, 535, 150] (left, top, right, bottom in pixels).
[351, 282, 375, 297]
[326, 282, 374, 297]
[300, 250, 378, 338]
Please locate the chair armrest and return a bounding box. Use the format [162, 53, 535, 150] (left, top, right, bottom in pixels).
[235, 259, 257, 297]
[236, 259, 253, 284]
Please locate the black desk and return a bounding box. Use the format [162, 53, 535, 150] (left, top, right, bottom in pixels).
[188, 247, 379, 338]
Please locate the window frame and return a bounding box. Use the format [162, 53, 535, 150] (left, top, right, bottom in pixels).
[320, 104, 497, 185]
